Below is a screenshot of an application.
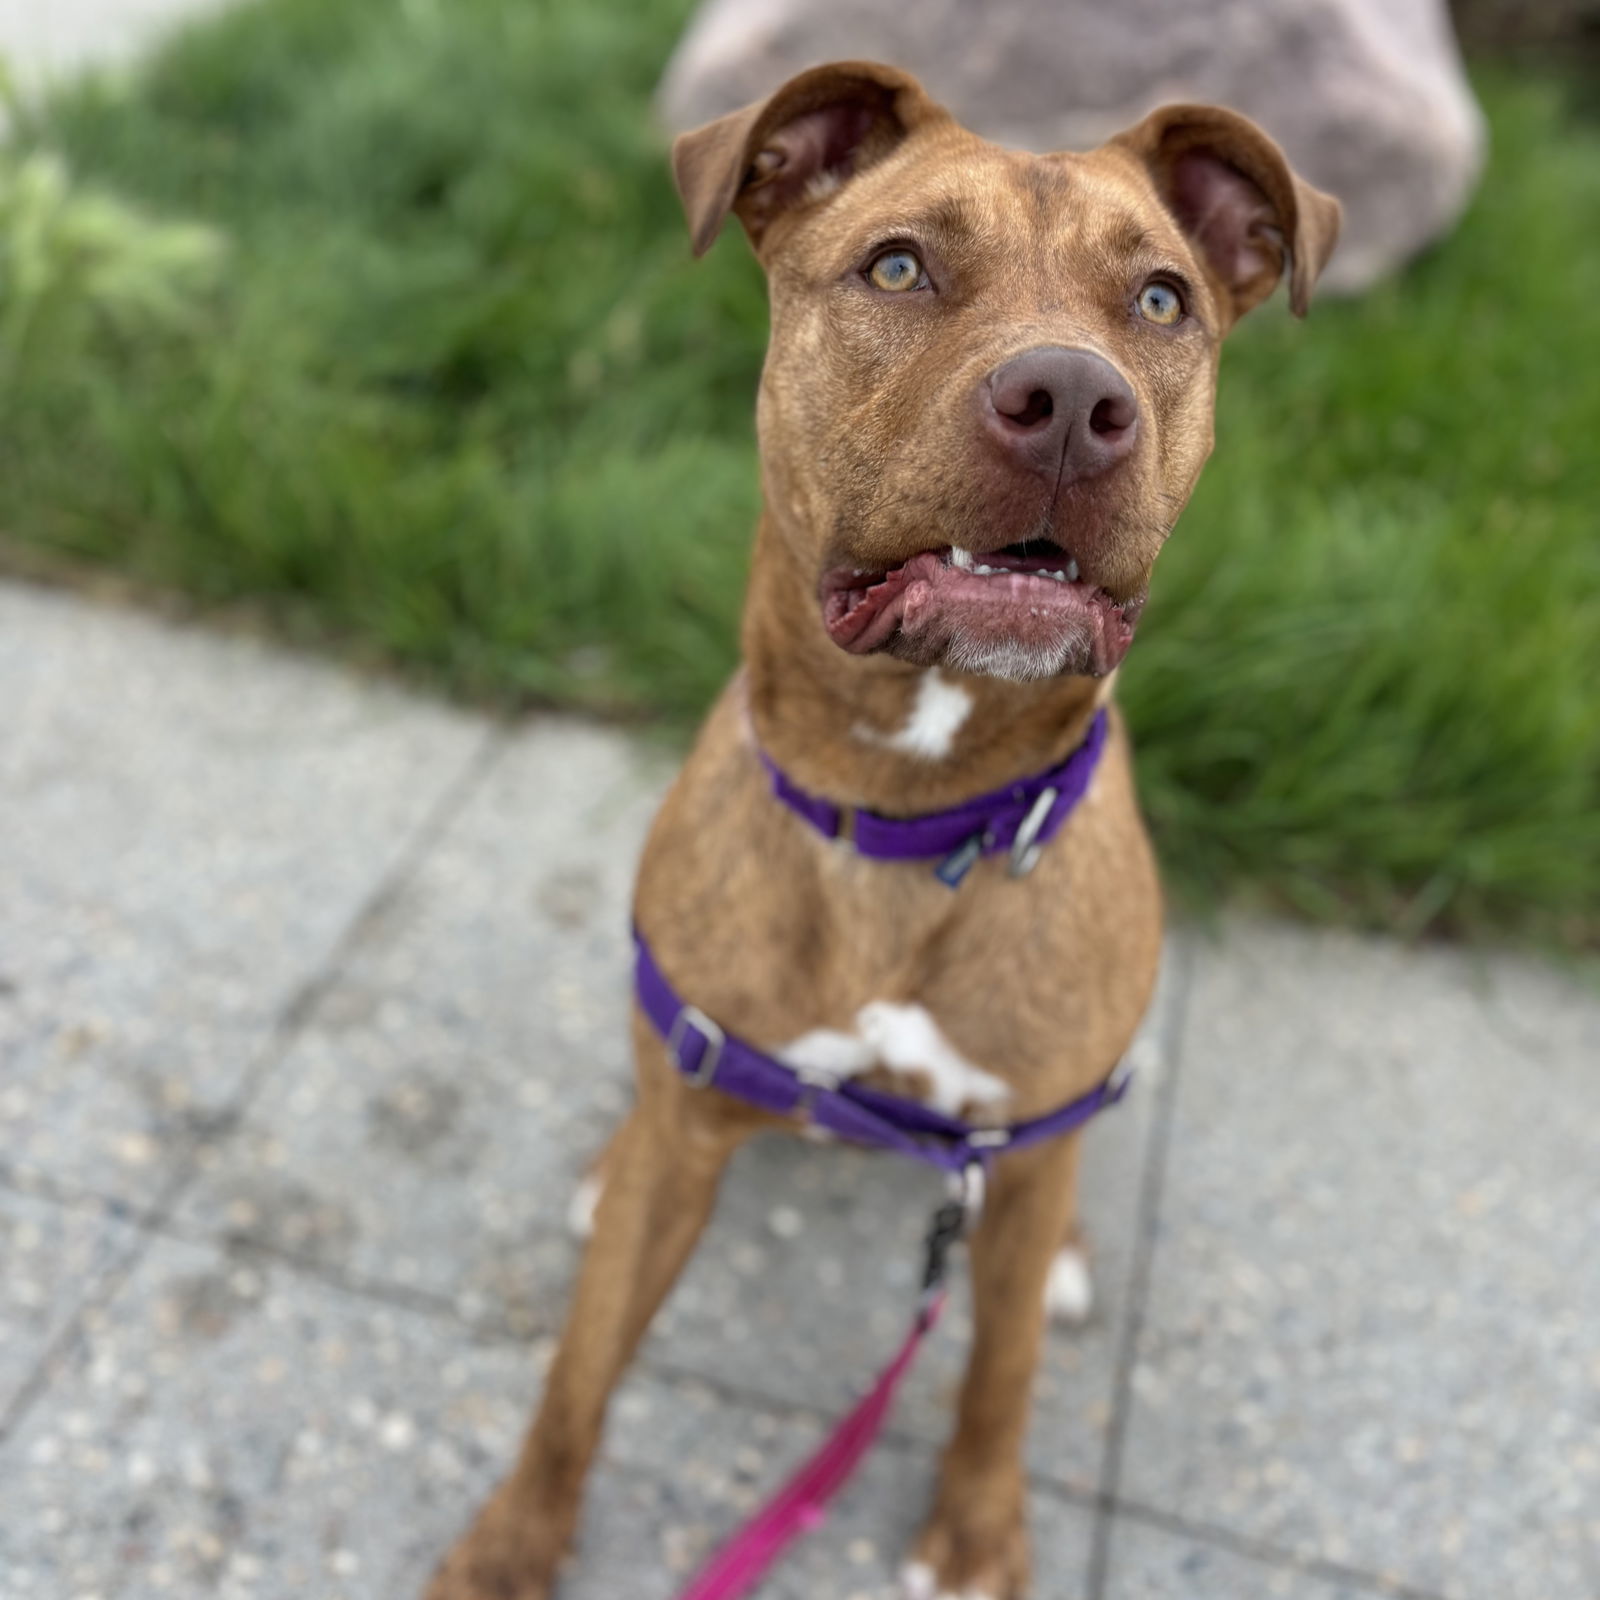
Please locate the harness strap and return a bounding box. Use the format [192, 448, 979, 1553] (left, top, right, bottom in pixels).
[634, 933, 1132, 1177]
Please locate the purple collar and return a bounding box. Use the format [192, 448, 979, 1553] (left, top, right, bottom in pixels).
[634, 932, 1131, 1178]
[759, 708, 1108, 885]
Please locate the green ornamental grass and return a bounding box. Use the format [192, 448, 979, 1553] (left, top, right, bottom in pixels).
[0, 0, 1595, 942]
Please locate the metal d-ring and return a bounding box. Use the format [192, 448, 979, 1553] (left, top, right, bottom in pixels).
[950, 1158, 988, 1228]
[1008, 786, 1060, 877]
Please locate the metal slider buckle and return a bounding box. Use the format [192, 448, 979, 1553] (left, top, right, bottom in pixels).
[666, 1005, 726, 1089]
[1008, 786, 1061, 878]
[952, 1158, 987, 1224]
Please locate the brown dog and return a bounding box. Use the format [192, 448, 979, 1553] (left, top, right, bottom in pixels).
[427, 60, 1338, 1600]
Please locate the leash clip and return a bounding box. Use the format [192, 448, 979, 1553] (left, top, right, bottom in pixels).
[921, 1162, 986, 1295]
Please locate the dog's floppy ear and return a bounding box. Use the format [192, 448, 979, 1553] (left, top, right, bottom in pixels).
[1114, 104, 1342, 322]
[672, 61, 945, 259]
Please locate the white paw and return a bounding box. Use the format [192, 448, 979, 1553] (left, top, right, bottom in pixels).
[900, 1561, 996, 1600]
[566, 1173, 603, 1239]
[1044, 1244, 1094, 1326]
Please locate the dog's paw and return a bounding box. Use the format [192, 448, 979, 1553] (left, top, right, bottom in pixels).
[1043, 1243, 1094, 1326]
[423, 1544, 555, 1600]
[422, 1486, 561, 1600]
[900, 1558, 1000, 1600]
[904, 1479, 1029, 1600]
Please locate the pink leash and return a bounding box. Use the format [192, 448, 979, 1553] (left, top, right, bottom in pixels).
[674, 1176, 977, 1600]
[675, 1292, 948, 1600]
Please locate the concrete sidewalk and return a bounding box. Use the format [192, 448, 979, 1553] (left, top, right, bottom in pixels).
[0, 579, 1595, 1600]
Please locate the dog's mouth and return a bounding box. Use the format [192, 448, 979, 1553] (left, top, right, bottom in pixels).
[819, 539, 1144, 678]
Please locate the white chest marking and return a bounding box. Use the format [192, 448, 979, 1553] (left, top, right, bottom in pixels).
[856, 668, 973, 761]
[777, 1027, 876, 1082]
[778, 1002, 1009, 1118]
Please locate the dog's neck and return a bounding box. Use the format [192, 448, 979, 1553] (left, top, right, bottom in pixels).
[742, 515, 1109, 816]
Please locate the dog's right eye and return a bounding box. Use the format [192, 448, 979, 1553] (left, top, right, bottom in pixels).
[1136, 280, 1185, 325]
[867, 249, 927, 293]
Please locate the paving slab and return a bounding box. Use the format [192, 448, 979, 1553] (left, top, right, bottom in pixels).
[1120, 920, 1600, 1600]
[176, 719, 668, 1329]
[0, 1232, 520, 1600]
[7, 577, 1597, 1600]
[0, 1229, 1091, 1600]
[1102, 1517, 1376, 1600]
[0, 1185, 141, 1419]
[0, 584, 488, 1207]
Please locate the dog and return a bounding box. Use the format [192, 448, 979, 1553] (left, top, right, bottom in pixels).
[426, 59, 1339, 1600]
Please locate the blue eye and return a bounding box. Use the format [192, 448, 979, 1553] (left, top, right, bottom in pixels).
[868, 249, 926, 292]
[1137, 281, 1183, 325]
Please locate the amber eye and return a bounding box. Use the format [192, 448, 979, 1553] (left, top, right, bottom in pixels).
[868, 248, 926, 292]
[1137, 280, 1184, 325]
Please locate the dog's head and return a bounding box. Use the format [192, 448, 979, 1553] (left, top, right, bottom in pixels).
[674, 62, 1340, 681]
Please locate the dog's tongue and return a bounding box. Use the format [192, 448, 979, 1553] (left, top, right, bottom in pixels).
[826, 551, 1135, 676]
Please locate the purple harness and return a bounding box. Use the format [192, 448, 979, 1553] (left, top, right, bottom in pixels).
[635, 706, 1132, 1600]
[635, 932, 1132, 1177]
[633, 705, 1129, 1175]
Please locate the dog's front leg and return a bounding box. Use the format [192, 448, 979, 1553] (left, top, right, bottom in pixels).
[425, 1048, 744, 1600]
[905, 1133, 1085, 1600]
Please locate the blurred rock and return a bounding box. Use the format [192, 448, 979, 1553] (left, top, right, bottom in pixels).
[658, 0, 1485, 294]
[1450, 0, 1600, 52]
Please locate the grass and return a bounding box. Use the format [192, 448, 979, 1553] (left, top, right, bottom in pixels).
[1, 0, 1596, 943]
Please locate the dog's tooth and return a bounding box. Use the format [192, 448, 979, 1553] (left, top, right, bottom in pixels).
[949, 546, 975, 570]
[1046, 569, 1066, 581]
[973, 563, 999, 576]
[1065, 557, 1081, 582]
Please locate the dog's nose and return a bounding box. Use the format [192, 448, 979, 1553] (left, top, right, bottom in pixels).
[982, 346, 1138, 480]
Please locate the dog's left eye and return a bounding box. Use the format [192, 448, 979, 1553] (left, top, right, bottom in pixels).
[1136, 281, 1184, 325]
[867, 249, 927, 292]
